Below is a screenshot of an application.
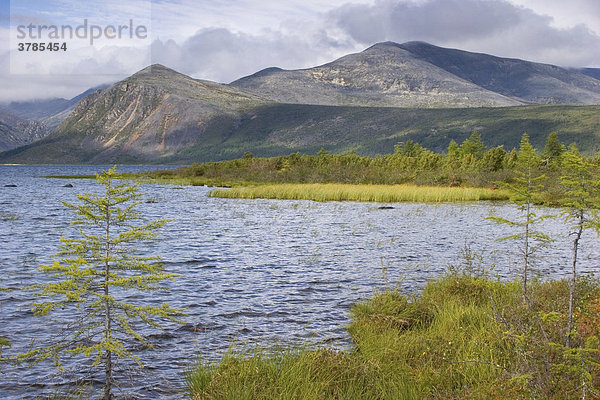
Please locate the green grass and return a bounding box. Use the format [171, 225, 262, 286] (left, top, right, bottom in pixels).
[187, 347, 419, 399]
[208, 183, 510, 203]
[188, 273, 600, 399]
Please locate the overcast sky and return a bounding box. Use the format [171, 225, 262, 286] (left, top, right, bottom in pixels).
[1, 0, 600, 102]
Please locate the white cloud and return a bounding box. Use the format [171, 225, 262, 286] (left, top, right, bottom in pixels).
[0, 50, 119, 102]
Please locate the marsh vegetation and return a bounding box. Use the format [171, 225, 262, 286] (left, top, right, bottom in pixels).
[144, 131, 598, 206]
[209, 183, 509, 203]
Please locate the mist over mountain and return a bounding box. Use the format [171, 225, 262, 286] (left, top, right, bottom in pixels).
[0, 86, 109, 151]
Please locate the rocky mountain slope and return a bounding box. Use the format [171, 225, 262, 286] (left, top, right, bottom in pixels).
[0, 86, 108, 151]
[394, 42, 600, 105]
[2, 41, 600, 163]
[579, 68, 600, 81]
[2, 65, 269, 162]
[232, 41, 600, 107]
[0, 111, 50, 151]
[231, 42, 521, 108]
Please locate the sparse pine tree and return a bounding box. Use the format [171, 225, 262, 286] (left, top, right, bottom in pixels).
[445, 140, 462, 171]
[559, 144, 600, 347]
[487, 134, 552, 300]
[394, 140, 425, 157]
[16, 167, 184, 399]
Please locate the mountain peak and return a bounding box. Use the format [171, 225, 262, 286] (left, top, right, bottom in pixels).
[130, 64, 183, 78]
[121, 63, 205, 93]
[366, 41, 435, 52]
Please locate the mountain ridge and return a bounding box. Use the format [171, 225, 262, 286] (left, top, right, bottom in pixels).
[231, 41, 600, 107]
[231, 41, 523, 107]
[393, 41, 600, 104]
[2, 41, 600, 163]
[0, 85, 110, 151]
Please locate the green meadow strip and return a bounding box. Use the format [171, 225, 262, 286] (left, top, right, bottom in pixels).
[208, 183, 509, 203]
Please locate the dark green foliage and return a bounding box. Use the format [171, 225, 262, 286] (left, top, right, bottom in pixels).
[461, 129, 487, 159]
[3, 104, 600, 164]
[481, 146, 508, 172]
[147, 129, 600, 207]
[542, 131, 565, 168]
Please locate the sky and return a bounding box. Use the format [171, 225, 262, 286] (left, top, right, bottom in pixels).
[1, 0, 600, 102]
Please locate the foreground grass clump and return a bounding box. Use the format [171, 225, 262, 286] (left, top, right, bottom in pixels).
[188, 274, 600, 399]
[187, 347, 419, 399]
[208, 183, 509, 203]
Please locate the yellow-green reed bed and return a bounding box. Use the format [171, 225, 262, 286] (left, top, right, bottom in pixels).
[209, 183, 510, 203]
[188, 274, 600, 399]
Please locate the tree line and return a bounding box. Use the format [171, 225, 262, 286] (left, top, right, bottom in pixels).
[152, 130, 597, 202]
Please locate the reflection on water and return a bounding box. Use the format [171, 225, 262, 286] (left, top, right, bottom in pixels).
[0, 165, 598, 398]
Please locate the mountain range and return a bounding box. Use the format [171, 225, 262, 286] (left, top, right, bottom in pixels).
[1, 41, 600, 163]
[0, 85, 108, 151]
[232, 41, 600, 107]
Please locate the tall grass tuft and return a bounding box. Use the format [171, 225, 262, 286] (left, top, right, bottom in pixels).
[209, 183, 509, 203]
[188, 273, 600, 399]
[187, 347, 418, 399]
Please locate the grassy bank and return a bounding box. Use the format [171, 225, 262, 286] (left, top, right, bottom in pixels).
[188, 273, 600, 399]
[209, 183, 510, 203]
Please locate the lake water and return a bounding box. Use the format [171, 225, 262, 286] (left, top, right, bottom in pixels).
[0, 165, 598, 399]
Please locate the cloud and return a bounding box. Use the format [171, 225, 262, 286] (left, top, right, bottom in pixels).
[0, 0, 152, 102]
[150, 27, 358, 83]
[0, 50, 118, 102]
[327, 0, 600, 67]
[508, 0, 600, 34]
[330, 0, 522, 44]
[150, 0, 600, 86]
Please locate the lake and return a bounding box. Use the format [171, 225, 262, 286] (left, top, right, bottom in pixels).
[0, 165, 598, 399]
